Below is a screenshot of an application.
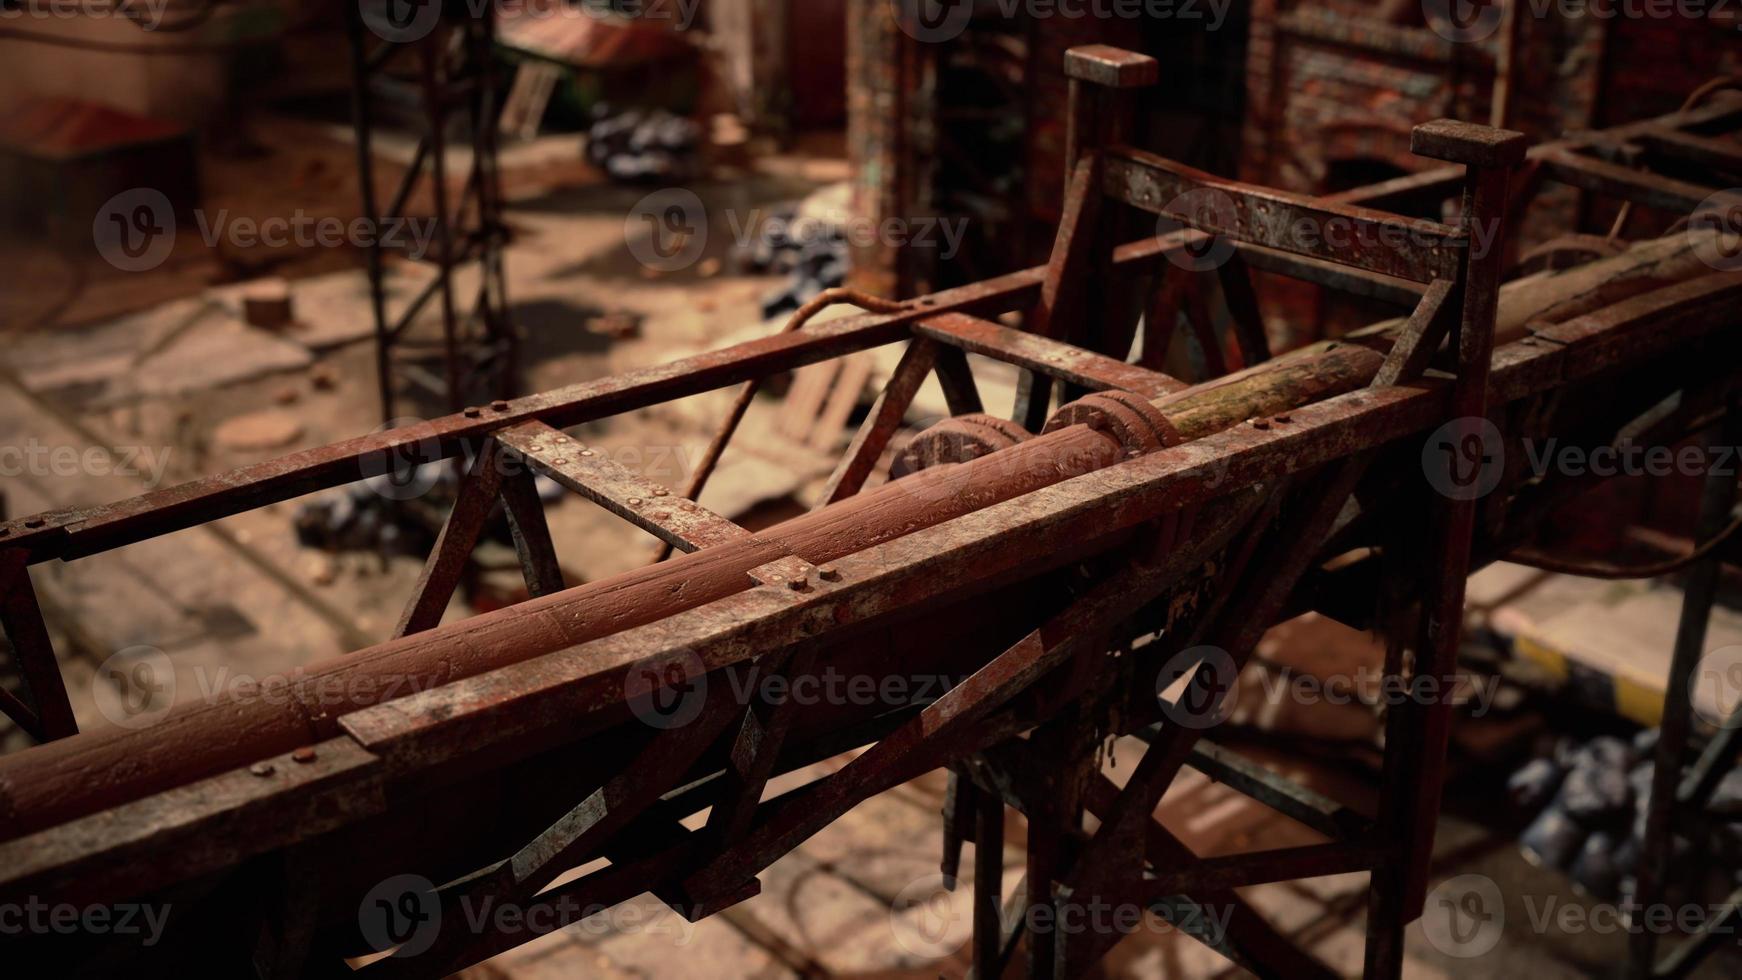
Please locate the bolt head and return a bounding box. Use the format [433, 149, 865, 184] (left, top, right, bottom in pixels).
[292, 747, 318, 764]
[250, 762, 276, 777]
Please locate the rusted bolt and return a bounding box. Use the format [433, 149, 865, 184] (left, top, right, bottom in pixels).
[1251, 419, 1271, 431]
[292, 747, 318, 764]
[653, 511, 671, 520]
[250, 762, 276, 777]
[463, 406, 482, 418]
[491, 400, 509, 411]
[580, 449, 594, 457]
[24, 518, 45, 529]
[1274, 414, 1292, 424]
[787, 575, 810, 592]
[817, 565, 842, 582]
[628, 497, 644, 507]
[653, 488, 670, 497]
[552, 459, 567, 466]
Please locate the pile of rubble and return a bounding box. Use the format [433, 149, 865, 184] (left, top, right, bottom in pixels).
[584, 104, 702, 183]
[741, 184, 851, 320]
[1510, 731, 1742, 903]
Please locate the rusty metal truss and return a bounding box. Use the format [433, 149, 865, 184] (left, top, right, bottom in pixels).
[349, 0, 518, 423]
[3, 45, 1742, 980]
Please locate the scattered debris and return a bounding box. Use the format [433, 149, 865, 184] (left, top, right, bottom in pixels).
[740, 185, 852, 320]
[1512, 730, 1742, 903]
[587, 311, 643, 340]
[584, 104, 702, 182]
[241, 277, 294, 330]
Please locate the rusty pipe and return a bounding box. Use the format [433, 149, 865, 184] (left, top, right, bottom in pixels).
[0, 424, 1125, 837]
[1, 210, 1709, 840]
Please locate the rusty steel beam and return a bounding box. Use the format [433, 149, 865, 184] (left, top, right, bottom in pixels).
[4, 74, 1742, 980]
[916, 313, 1186, 399]
[497, 422, 747, 552]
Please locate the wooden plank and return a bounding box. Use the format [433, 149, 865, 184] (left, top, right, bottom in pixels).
[495, 421, 748, 553]
[1636, 125, 1742, 176]
[918, 313, 1185, 399]
[1539, 148, 1738, 213]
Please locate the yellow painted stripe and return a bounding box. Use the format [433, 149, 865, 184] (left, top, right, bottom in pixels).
[1515, 635, 1570, 682]
[1614, 674, 1665, 728]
